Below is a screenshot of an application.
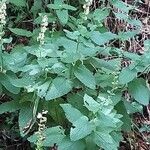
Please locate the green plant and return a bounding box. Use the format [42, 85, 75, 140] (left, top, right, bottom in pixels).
[0, 0, 150, 149]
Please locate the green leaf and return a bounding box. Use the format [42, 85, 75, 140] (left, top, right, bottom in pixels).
[31, 0, 42, 13]
[119, 67, 137, 84]
[78, 43, 99, 57]
[86, 136, 97, 150]
[84, 94, 100, 113]
[37, 58, 58, 68]
[0, 83, 2, 94]
[90, 31, 116, 45]
[24, 43, 57, 58]
[0, 100, 20, 115]
[96, 111, 123, 131]
[47, 4, 62, 9]
[70, 116, 93, 141]
[144, 39, 150, 51]
[74, 64, 96, 89]
[9, 28, 33, 37]
[61, 52, 81, 63]
[118, 30, 139, 41]
[28, 126, 65, 147]
[0, 73, 20, 94]
[20, 64, 41, 75]
[127, 18, 142, 27]
[9, 0, 26, 7]
[122, 51, 140, 61]
[94, 131, 119, 150]
[111, 0, 133, 13]
[67, 93, 88, 115]
[60, 104, 83, 123]
[36, 80, 51, 98]
[3, 48, 27, 73]
[124, 101, 143, 114]
[56, 9, 68, 25]
[19, 103, 33, 136]
[115, 101, 131, 131]
[45, 100, 66, 125]
[93, 8, 110, 21]
[90, 57, 117, 71]
[62, 4, 77, 11]
[57, 37, 77, 53]
[9, 77, 34, 88]
[59, 137, 85, 150]
[128, 78, 150, 105]
[45, 77, 72, 100]
[47, 4, 76, 11]
[114, 12, 128, 20]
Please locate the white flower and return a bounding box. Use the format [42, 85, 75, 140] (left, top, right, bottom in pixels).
[0, 0, 7, 41]
[0, 1, 6, 25]
[37, 15, 48, 45]
[83, 0, 93, 19]
[37, 113, 43, 119]
[42, 110, 48, 115]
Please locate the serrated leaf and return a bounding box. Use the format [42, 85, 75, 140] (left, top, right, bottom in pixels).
[9, 0, 26, 7]
[128, 78, 150, 105]
[56, 9, 68, 25]
[9, 28, 33, 37]
[94, 131, 119, 150]
[47, 4, 62, 9]
[122, 51, 140, 60]
[93, 8, 110, 21]
[60, 104, 83, 123]
[56, 37, 77, 52]
[59, 137, 85, 150]
[118, 30, 139, 41]
[45, 77, 72, 100]
[115, 101, 131, 131]
[47, 4, 76, 11]
[62, 4, 77, 11]
[78, 43, 99, 57]
[46, 100, 66, 125]
[28, 126, 65, 147]
[111, 0, 133, 13]
[96, 111, 122, 131]
[31, 0, 42, 12]
[0, 83, 2, 94]
[67, 93, 88, 115]
[124, 101, 143, 114]
[86, 136, 97, 150]
[74, 64, 96, 89]
[36, 80, 51, 98]
[70, 116, 93, 141]
[3, 48, 27, 73]
[119, 67, 137, 84]
[19, 103, 33, 136]
[0, 100, 20, 115]
[0, 73, 20, 94]
[84, 94, 100, 113]
[9, 77, 34, 88]
[90, 57, 116, 70]
[144, 39, 150, 51]
[114, 12, 128, 20]
[90, 31, 116, 45]
[61, 52, 81, 63]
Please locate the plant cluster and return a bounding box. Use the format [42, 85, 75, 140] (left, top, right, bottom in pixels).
[0, 0, 150, 149]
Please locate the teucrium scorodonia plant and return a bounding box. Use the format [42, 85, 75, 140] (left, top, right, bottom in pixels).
[0, 0, 150, 149]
